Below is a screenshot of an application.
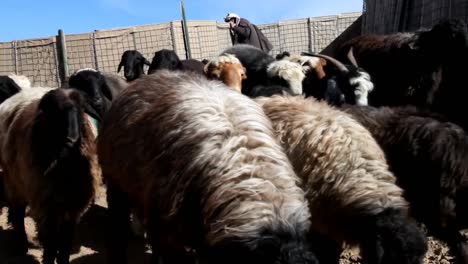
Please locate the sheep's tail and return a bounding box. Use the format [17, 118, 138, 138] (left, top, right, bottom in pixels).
[32, 89, 82, 176]
[360, 208, 428, 264]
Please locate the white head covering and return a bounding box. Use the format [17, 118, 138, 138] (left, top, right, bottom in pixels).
[224, 13, 240, 25]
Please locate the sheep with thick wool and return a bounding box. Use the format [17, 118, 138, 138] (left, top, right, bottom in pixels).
[342, 105, 468, 264]
[97, 71, 316, 264]
[0, 87, 100, 264]
[256, 95, 428, 264]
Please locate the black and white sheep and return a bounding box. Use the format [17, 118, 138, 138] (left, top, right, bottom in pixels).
[301, 51, 374, 106]
[342, 105, 468, 264]
[0, 74, 31, 104]
[275, 51, 373, 106]
[97, 71, 316, 264]
[256, 95, 428, 264]
[0, 87, 100, 264]
[219, 45, 305, 97]
[337, 19, 468, 130]
[117, 50, 151, 81]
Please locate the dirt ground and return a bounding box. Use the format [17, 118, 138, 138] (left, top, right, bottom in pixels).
[0, 185, 458, 264]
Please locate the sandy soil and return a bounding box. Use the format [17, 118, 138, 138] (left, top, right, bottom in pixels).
[0, 185, 458, 264]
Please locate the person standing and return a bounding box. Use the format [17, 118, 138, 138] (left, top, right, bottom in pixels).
[224, 13, 273, 53]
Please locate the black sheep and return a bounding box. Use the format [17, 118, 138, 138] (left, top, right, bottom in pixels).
[343, 105, 468, 264]
[117, 50, 150, 81]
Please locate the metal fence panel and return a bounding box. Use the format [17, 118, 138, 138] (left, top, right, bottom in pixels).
[133, 23, 174, 64]
[257, 23, 281, 55]
[66, 33, 96, 74]
[15, 37, 59, 87]
[279, 18, 310, 54]
[186, 21, 220, 60]
[172, 22, 188, 59]
[216, 23, 232, 55]
[310, 16, 339, 52]
[94, 28, 135, 75]
[0, 42, 15, 75]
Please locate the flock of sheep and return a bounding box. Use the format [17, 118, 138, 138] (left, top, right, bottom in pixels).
[0, 17, 467, 264]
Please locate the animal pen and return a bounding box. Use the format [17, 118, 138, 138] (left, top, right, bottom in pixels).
[0, 12, 361, 88]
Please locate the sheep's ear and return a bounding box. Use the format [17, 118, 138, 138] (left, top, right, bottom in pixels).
[117, 62, 123, 73]
[101, 81, 114, 101]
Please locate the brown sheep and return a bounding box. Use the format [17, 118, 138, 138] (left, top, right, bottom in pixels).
[0, 87, 99, 264]
[97, 71, 316, 264]
[204, 54, 247, 92]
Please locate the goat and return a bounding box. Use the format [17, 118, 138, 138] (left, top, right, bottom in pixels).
[117, 50, 150, 81]
[97, 71, 316, 264]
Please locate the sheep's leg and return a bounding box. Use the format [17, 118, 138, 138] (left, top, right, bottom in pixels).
[106, 182, 130, 264]
[56, 219, 75, 264]
[308, 230, 341, 264]
[147, 208, 196, 264]
[38, 215, 60, 264]
[7, 205, 28, 255]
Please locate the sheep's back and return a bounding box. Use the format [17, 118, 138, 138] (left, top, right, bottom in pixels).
[344, 105, 468, 227]
[257, 96, 407, 242]
[98, 71, 310, 246]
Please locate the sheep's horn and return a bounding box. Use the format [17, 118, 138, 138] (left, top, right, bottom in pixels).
[346, 47, 359, 67]
[301, 52, 349, 73]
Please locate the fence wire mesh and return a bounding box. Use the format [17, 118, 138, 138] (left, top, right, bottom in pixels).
[15, 38, 60, 87]
[0, 12, 361, 87]
[0, 42, 15, 75]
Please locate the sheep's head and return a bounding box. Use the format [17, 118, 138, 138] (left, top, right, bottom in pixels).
[205, 54, 246, 93]
[202, 227, 318, 264]
[68, 68, 112, 122]
[301, 51, 374, 106]
[117, 50, 150, 81]
[266, 60, 305, 95]
[148, 49, 183, 75]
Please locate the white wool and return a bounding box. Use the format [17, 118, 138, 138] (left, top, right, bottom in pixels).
[72, 68, 98, 76]
[267, 60, 305, 95]
[7, 74, 31, 89]
[350, 71, 374, 106]
[209, 53, 242, 67]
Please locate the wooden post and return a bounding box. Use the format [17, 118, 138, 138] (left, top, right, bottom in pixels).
[57, 29, 69, 82]
[180, 0, 192, 59]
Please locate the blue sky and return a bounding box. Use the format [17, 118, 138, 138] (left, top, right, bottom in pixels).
[0, 0, 363, 42]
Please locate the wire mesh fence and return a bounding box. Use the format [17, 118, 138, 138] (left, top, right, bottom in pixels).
[0, 12, 361, 87]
